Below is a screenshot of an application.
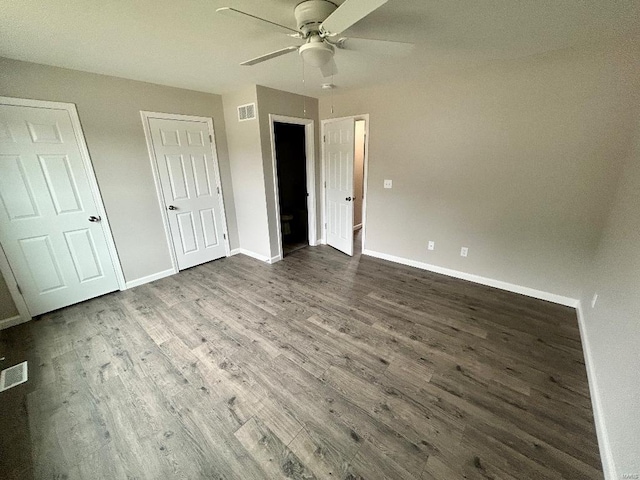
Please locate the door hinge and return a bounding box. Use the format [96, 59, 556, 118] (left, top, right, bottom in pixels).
[324, 181, 326, 188]
[323, 135, 326, 143]
[217, 186, 220, 194]
[324, 223, 327, 230]
[223, 233, 226, 240]
[209, 134, 213, 142]
[16, 284, 22, 295]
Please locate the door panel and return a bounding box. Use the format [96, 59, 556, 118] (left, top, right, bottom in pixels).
[19, 235, 66, 293]
[0, 155, 39, 219]
[27, 121, 63, 144]
[148, 117, 227, 270]
[0, 103, 119, 316]
[187, 130, 204, 146]
[191, 154, 211, 197]
[200, 208, 219, 247]
[39, 154, 83, 214]
[64, 229, 104, 282]
[160, 128, 181, 146]
[165, 154, 190, 200]
[325, 118, 355, 256]
[176, 212, 198, 254]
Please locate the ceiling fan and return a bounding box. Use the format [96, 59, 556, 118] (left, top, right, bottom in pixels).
[216, 0, 414, 77]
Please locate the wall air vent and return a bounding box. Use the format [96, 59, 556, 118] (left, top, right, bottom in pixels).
[237, 103, 256, 122]
[0, 361, 28, 392]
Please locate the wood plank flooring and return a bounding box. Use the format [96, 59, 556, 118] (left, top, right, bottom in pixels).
[0, 243, 603, 479]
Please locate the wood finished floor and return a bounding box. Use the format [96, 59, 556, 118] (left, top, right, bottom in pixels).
[0, 243, 603, 479]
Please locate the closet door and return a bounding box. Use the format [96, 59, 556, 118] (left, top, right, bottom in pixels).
[0, 101, 119, 316]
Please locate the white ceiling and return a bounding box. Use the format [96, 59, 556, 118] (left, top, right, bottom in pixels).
[1, 0, 639, 98]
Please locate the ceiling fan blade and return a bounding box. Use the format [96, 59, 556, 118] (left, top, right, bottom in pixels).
[240, 46, 299, 66]
[216, 7, 300, 36]
[336, 37, 414, 56]
[320, 0, 388, 37]
[320, 57, 338, 78]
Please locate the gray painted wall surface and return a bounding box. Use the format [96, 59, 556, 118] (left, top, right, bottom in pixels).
[222, 86, 271, 259]
[319, 42, 639, 301]
[579, 127, 640, 477]
[0, 272, 18, 320]
[0, 57, 239, 319]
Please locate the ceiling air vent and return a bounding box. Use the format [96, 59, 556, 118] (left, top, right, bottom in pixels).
[238, 103, 256, 122]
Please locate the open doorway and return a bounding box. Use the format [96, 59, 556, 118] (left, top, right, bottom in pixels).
[353, 120, 367, 232]
[353, 119, 366, 252]
[274, 122, 309, 256]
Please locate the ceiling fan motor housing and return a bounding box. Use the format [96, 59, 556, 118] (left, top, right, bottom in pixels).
[294, 0, 337, 36]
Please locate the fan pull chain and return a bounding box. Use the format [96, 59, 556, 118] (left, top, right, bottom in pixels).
[331, 72, 335, 115]
[302, 60, 307, 117]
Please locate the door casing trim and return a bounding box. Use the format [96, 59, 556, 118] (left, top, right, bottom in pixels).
[0, 96, 127, 326]
[140, 110, 231, 274]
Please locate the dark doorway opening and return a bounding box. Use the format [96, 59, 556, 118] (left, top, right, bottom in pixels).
[274, 122, 308, 256]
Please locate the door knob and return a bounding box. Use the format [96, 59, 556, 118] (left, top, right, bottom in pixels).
[167, 205, 177, 210]
[88, 215, 101, 222]
[345, 197, 352, 201]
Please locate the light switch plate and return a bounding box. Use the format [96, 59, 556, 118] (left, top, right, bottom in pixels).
[428, 241, 435, 251]
[384, 179, 392, 189]
[460, 247, 468, 257]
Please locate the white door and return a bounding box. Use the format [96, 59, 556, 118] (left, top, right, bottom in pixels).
[147, 117, 227, 270]
[325, 118, 355, 256]
[0, 103, 119, 316]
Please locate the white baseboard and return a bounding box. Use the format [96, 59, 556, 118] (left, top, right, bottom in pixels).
[124, 268, 176, 289]
[269, 254, 282, 264]
[236, 249, 271, 263]
[576, 302, 615, 479]
[0, 314, 30, 330]
[230, 248, 280, 264]
[353, 223, 362, 231]
[362, 249, 578, 308]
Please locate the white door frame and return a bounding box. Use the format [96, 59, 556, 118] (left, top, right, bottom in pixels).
[140, 111, 231, 274]
[0, 96, 126, 327]
[268, 114, 317, 261]
[321, 114, 370, 253]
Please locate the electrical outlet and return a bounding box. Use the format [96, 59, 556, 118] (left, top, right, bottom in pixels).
[591, 293, 598, 308]
[384, 179, 392, 189]
[460, 247, 468, 257]
[428, 241, 435, 251]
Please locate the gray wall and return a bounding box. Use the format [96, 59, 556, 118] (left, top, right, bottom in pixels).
[0, 57, 239, 294]
[221, 85, 319, 261]
[579, 127, 640, 477]
[255, 86, 319, 259]
[319, 41, 639, 301]
[0, 271, 18, 319]
[222, 86, 271, 259]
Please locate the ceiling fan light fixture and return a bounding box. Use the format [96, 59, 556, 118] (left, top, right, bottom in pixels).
[299, 42, 334, 67]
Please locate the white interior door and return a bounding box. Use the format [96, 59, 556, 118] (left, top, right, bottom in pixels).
[148, 117, 227, 270]
[325, 118, 355, 256]
[0, 103, 119, 316]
